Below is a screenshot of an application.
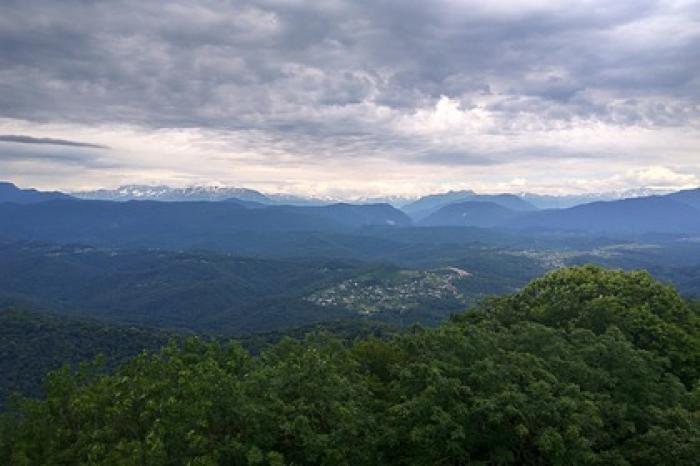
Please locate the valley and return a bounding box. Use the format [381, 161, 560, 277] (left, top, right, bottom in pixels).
[2, 182, 700, 456]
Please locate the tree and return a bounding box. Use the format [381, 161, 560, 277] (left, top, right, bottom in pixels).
[2, 266, 699, 465]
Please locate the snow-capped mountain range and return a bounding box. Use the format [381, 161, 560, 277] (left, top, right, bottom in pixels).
[73, 185, 272, 203]
[71, 184, 677, 209]
[72, 185, 416, 206]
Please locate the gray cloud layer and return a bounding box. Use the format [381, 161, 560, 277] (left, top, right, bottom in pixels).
[0, 135, 108, 149]
[0, 0, 699, 192]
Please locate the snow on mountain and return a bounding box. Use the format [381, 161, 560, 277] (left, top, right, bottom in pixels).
[72, 184, 682, 210]
[73, 185, 272, 203]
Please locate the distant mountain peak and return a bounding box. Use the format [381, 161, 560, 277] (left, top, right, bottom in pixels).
[419, 200, 520, 228]
[0, 181, 72, 204]
[402, 190, 536, 221]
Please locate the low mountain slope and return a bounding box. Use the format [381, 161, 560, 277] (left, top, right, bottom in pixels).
[419, 201, 520, 227]
[222, 197, 268, 208]
[275, 203, 412, 227]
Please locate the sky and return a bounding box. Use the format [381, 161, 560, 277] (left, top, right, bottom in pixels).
[0, 0, 699, 197]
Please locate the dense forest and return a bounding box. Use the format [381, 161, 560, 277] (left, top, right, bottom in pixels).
[0, 308, 395, 411]
[2, 266, 699, 465]
[0, 308, 172, 410]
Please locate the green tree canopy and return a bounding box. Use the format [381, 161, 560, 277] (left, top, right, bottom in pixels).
[2, 266, 699, 465]
[465, 265, 700, 386]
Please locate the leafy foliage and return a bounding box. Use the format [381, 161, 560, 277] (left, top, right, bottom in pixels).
[2, 266, 699, 464]
[472, 265, 700, 386]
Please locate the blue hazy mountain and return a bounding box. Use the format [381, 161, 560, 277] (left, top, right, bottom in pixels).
[417, 191, 700, 234]
[222, 197, 269, 209]
[0, 199, 411, 249]
[419, 201, 520, 228]
[665, 187, 700, 210]
[273, 203, 412, 227]
[0, 182, 73, 204]
[511, 196, 700, 234]
[521, 188, 671, 209]
[402, 190, 537, 220]
[4, 181, 700, 237]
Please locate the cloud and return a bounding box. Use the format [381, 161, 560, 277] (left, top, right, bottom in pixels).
[0, 142, 117, 169]
[0, 134, 109, 149]
[0, 150, 109, 167]
[0, 0, 698, 194]
[623, 166, 700, 189]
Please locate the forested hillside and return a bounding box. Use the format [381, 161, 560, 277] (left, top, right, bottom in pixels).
[0, 242, 362, 333]
[0, 241, 546, 333]
[2, 266, 699, 465]
[0, 308, 170, 410]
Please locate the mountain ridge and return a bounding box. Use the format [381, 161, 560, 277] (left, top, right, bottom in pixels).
[509, 196, 700, 234]
[0, 198, 411, 251]
[0, 182, 73, 204]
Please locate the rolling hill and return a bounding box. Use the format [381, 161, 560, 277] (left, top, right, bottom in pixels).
[0, 242, 363, 334]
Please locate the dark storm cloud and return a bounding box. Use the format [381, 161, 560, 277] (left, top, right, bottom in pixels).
[0, 0, 698, 171]
[0, 135, 109, 149]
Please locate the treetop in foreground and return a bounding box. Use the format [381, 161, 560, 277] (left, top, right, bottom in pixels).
[1, 266, 699, 465]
